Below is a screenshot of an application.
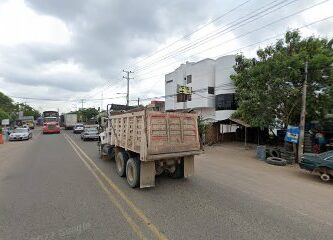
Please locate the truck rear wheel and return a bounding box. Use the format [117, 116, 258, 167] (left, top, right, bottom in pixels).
[170, 159, 184, 179]
[116, 151, 128, 177]
[126, 158, 140, 188]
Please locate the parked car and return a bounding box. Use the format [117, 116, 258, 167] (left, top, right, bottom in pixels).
[299, 151, 333, 182]
[81, 127, 99, 141]
[73, 123, 84, 134]
[9, 128, 32, 141]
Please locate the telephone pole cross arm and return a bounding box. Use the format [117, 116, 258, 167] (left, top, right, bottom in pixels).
[123, 70, 134, 106]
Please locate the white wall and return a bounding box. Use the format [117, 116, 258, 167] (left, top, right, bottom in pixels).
[215, 110, 235, 121]
[195, 108, 216, 121]
[165, 55, 236, 121]
[215, 55, 236, 95]
[165, 71, 176, 110]
[187, 59, 215, 109]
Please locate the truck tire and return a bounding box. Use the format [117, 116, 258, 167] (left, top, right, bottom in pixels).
[126, 158, 140, 188]
[108, 147, 115, 161]
[170, 160, 184, 179]
[265, 157, 287, 166]
[99, 144, 104, 159]
[116, 151, 128, 177]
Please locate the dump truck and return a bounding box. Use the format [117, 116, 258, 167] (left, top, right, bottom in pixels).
[99, 106, 200, 188]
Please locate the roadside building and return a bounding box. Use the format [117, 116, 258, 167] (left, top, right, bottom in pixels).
[146, 100, 165, 112]
[165, 55, 238, 144]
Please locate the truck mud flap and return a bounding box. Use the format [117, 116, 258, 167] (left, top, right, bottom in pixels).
[184, 155, 194, 178]
[140, 161, 155, 188]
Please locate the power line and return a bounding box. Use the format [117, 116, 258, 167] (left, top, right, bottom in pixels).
[134, 0, 300, 72]
[135, 10, 333, 81]
[127, 0, 253, 69]
[9, 95, 126, 102]
[129, 82, 237, 102]
[132, 14, 333, 100]
[131, 37, 333, 103]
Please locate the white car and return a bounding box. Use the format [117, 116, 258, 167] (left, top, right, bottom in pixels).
[80, 127, 99, 141]
[9, 128, 32, 141]
[73, 123, 84, 134]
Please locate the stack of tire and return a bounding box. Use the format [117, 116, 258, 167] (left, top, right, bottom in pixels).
[304, 132, 313, 153]
[265, 147, 287, 166]
[280, 150, 295, 164]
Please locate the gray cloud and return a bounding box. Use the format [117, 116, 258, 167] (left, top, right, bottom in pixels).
[1, 0, 332, 110]
[1, 0, 225, 96]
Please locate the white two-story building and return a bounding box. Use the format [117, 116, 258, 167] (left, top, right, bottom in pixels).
[165, 55, 237, 121]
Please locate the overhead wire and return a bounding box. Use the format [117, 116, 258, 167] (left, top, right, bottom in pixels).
[134, 11, 333, 86]
[133, 0, 301, 72]
[134, 0, 330, 77]
[127, 0, 253, 69]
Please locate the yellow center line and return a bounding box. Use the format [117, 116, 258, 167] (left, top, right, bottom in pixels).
[63, 133, 169, 240]
[64, 134, 148, 240]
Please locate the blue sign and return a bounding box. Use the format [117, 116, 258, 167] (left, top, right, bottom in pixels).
[285, 126, 300, 143]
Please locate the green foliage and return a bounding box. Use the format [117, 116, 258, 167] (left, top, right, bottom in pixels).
[76, 108, 99, 122]
[0, 91, 41, 121]
[0, 108, 10, 121]
[198, 116, 210, 136]
[14, 103, 41, 120]
[231, 30, 333, 128]
[0, 92, 15, 112]
[197, 116, 213, 148]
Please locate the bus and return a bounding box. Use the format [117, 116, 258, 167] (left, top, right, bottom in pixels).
[42, 111, 60, 134]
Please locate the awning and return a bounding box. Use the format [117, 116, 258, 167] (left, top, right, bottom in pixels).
[229, 118, 251, 128]
[219, 118, 251, 128]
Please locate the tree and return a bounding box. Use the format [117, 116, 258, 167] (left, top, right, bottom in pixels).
[0, 91, 41, 121]
[0, 92, 15, 112]
[77, 108, 99, 122]
[0, 108, 10, 121]
[14, 103, 41, 120]
[231, 30, 333, 128]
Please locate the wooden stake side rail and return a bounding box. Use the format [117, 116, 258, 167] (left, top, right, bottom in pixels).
[110, 110, 200, 161]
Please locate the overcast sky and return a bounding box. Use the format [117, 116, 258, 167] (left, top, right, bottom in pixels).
[0, 0, 332, 113]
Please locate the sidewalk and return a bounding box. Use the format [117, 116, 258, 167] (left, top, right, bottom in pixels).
[196, 142, 333, 226]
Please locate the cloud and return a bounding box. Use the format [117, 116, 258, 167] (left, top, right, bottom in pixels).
[0, 0, 332, 112]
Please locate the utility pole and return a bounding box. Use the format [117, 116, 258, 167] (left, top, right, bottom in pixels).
[298, 61, 308, 162]
[123, 70, 134, 106]
[137, 97, 140, 106]
[101, 92, 103, 112]
[80, 99, 85, 109]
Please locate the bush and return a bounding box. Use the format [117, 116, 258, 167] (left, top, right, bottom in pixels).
[0, 127, 2, 134]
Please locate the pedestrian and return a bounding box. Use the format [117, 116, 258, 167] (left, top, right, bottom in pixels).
[4, 126, 9, 141]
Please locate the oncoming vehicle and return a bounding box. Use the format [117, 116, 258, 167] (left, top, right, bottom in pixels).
[73, 124, 84, 134]
[26, 120, 35, 129]
[300, 151, 333, 182]
[9, 128, 32, 141]
[81, 127, 99, 141]
[42, 111, 60, 134]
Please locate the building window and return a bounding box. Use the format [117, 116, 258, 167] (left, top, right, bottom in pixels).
[187, 75, 192, 84]
[166, 79, 173, 84]
[177, 93, 186, 102]
[208, 87, 214, 94]
[177, 93, 192, 102]
[215, 93, 237, 110]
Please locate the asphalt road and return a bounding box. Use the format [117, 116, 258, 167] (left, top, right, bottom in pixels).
[0, 128, 332, 240]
